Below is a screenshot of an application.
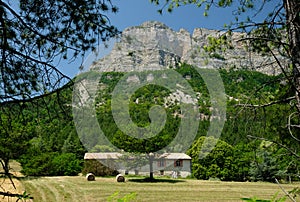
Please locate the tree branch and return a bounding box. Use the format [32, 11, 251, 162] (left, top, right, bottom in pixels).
[7, 47, 71, 81]
[0, 191, 33, 200]
[247, 135, 300, 159]
[0, 0, 79, 52]
[235, 96, 295, 108]
[0, 81, 74, 105]
[275, 178, 296, 202]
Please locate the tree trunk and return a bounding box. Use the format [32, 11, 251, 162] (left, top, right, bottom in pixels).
[284, 0, 300, 112]
[0, 158, 9, 175]
[149, 154, 154, 180]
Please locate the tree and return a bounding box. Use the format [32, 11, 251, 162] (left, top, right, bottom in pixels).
[0, 112, 34, 175]
[0, 0, 119, 199]
[187, 136, 234, 180]
[0, 110, 36, 200]
[117, 152, 148, 175]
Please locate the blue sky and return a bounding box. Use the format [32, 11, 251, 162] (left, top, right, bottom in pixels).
[108, 0, 234, 33]
[60, 0, 280, 78]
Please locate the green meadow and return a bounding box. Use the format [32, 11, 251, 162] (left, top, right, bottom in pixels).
[17, 176, 298, 202]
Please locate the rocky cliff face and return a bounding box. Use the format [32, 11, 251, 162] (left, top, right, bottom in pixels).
[90, 21, 284, 75]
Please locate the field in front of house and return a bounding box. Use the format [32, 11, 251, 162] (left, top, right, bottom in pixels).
[12, 176, 298, 202]
[1, 163, 299, 202]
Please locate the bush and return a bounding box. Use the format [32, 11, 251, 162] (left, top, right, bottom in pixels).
[20, 152, 57, 176]
[82, 159, 119, 176]
[20, 152, 82, 176]
[52, 153, 82, 176]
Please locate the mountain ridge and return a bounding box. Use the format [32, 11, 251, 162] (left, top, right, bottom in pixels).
[90, 21, 284, 75]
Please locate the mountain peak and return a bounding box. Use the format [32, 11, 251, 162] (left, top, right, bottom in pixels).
[140, 21, 170, 29]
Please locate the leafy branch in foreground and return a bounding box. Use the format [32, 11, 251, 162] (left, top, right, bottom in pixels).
[241, 179, 299, 202]
[1, 0, 120, 103]
[0, 191, 33, 201]
[1, 0, 119, 200]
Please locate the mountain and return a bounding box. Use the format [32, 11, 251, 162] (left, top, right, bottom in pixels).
[90, 21, 285, 75]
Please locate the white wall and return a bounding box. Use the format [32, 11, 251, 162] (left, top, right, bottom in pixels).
[119, 159, 191, 178]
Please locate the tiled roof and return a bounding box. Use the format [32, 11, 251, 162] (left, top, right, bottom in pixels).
[158, 153, 192, 160]
[84, 152, 191, 160]
[84, 152, 122, 160]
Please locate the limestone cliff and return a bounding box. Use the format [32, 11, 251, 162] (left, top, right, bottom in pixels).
[90, 21, 285, 75]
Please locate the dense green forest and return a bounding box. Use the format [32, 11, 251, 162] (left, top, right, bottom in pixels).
[2, 64, 299, 182]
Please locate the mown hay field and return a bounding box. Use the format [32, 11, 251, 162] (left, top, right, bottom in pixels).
[14, 176, 299, 202]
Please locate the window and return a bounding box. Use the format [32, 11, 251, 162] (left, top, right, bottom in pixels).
[174, 159, 183, 167]
[157, 159, 165, 167]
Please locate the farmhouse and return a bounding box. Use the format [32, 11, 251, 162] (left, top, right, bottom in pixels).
[84, 152, 192, 178]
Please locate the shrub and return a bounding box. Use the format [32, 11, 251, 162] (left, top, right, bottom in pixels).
[20, 152, 82, 176]
[20, 152, 57, 176]
[82, 159, 119, 176]
[52, 153, 82, 176]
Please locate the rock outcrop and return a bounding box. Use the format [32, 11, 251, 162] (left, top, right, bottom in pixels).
[90, 21, 285, 75]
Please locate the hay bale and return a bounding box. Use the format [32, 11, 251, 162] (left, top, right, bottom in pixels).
[116, 174, 125, 182]
[86, 173, 95, 181]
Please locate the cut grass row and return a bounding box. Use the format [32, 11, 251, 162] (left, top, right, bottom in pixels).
[17, 176, 299, 202]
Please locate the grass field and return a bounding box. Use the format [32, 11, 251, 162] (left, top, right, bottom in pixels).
[10, 176, 296, 202]
[1, 162, 299, 201]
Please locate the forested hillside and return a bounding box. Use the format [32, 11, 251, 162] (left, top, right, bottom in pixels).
[2, 64, 299, 182]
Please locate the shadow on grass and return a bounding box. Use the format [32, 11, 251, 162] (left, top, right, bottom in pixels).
[17, 176, 48, 181]
[128, 177, 185, 183]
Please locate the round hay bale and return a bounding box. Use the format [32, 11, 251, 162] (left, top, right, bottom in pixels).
[86, 173, 95, 181]
[116, 174, 125, 182]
